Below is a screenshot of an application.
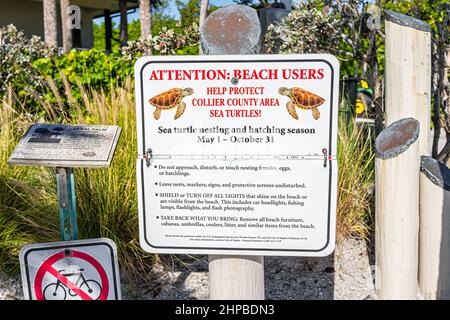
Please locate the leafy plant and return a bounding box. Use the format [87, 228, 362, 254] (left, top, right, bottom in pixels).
[337, 121, 374, 240]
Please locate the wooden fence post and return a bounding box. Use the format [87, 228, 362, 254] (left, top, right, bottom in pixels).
[375, 117, 420, 299]
[200, 4, 265, 300]
[384, 10, 431, 156]
[419, 156, 450, 299]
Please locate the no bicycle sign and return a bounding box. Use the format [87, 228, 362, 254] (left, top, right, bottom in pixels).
[135, 54, 339, 257]
[19, 238, 121, 300]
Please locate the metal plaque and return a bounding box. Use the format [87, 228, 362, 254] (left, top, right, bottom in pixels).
[8, 124, 121, 168]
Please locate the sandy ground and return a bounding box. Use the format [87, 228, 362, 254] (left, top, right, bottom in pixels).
[0, 237, 377, 300]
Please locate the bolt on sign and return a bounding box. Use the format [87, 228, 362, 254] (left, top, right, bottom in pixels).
[20, 238, 121, 300]
[135, 54, 339, 256]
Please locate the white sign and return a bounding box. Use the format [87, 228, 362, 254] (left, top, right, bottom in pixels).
[135, 54, 339, 256]
[19, 238, 121, 300]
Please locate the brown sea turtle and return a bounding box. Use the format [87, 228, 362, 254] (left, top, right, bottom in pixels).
[278, 87, 325, 120]
[149, 87, 194, 120]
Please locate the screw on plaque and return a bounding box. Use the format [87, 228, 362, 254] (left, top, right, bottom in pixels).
[231, 77, 239, 85]
[145, 148, 153, 167]
[64, 249, 72, 257]
[322, 148, 328, 168]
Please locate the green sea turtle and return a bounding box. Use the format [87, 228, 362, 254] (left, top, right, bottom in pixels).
[149, 87, 194, 120]
[278, 87, 325, 120]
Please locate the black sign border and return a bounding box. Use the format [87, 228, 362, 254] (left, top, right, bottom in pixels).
[139, 57, 336, 254]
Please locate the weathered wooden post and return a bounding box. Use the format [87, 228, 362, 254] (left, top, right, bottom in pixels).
[384, 10, 431, 156]
[419, 156, 450, 299]
[375, 117, 420, 299]
[200, 4, 264, 300]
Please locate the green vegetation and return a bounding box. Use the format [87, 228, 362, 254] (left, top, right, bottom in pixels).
[0, 81, 155, 281]
[337, 122, 374, 240]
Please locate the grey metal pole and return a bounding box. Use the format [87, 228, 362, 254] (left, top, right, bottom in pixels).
[56, 167, 78, 241]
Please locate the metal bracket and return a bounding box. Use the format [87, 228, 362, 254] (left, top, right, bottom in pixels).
[145, 148, 153, 167]
[56, 167, 78, 241]
[322, 148, 328, 168]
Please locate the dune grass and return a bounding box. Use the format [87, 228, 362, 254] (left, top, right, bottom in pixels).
[336, 121, 375, 241]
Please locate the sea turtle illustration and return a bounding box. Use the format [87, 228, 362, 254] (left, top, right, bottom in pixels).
[278, 87, 325, 120]
[149, 88, 194, 120]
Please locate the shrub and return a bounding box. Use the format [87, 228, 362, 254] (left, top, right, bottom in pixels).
[0, 25, 56, 111]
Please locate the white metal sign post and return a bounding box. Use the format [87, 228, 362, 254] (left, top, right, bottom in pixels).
[136, 54, 339, 257]
[19, 238, 121, 300]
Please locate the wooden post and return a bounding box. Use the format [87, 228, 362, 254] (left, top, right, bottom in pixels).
[419, 156, 450, 299]
[60, 0, 73, 53]
[200, 5, 264, 300]
[43, 0, 57, 47]
[384, 10, 431, 156]
[209, 255, 264, 300]
[375, 117, 420, 299]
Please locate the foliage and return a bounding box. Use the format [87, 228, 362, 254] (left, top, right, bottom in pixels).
[0, 25, 56, 107]
[32, 50, 132, 117]
[1, 22, 200, 115]
[177, 0, 219, 29]
[382, 0, 450, 32]
[121, 23, 200, 58]
[264, 1, 370, 78]
[93, 13, 179, 52]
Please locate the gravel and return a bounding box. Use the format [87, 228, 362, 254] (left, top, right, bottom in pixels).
[1, 238, 377, 300]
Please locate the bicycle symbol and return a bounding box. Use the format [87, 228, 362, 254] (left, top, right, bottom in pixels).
[43, 268, 102, 300]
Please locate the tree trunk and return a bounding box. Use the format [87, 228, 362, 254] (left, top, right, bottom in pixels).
[199, 0, 209, 27]
[199, 0, 209, 54]
[139, 0, 151, 40]
[60, 0, 72, 53]
[119, 0, 128, 46]
[43, 0, 57, 47]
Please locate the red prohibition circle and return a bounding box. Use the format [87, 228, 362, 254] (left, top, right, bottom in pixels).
[34, 250, 109, 300]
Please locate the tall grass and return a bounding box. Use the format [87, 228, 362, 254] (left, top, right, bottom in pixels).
[0, 95, 60, 273]
[336, 121, 375, 241]
[0, 79, 155, 281]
